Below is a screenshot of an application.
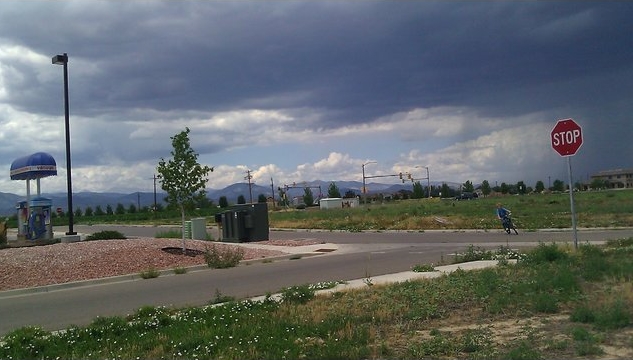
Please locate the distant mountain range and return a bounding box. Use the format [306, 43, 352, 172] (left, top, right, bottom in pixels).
[0, 180, 459, 216]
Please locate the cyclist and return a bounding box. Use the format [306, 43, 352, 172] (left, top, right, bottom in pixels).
[496, 203, 517, 234]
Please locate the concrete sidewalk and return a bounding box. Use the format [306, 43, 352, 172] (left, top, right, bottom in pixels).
[249, 260, 511, 302]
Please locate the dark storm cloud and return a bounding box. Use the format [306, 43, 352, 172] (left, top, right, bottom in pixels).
[1, 0, 632, 194]
[3, 1, 632, 129]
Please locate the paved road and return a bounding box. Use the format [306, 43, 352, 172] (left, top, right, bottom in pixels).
[1, 225, 631, 336]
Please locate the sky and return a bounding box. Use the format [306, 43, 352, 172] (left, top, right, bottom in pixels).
[1, 1, 632, 196]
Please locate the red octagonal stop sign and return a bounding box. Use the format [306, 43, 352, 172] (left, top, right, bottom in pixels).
[551, 118, 583, 156]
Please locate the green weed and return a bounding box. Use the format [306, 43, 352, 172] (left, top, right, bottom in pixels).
[203, 244, 244, 268]
[139, 268, 160, 279]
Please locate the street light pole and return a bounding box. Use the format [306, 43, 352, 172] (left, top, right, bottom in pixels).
[52, 53, 76, 235]
[362, 161, 377, 205]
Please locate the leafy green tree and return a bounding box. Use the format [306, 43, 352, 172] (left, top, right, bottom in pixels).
[258, 194, 267, 203]
[516, 181, 526, 195]
[95, 205, 105, 216]
[115, 203, 126, 215]
[84, 207, 93, 217]
[237, 195, 246, 204]
[590, 178, 607, 190]
[481, 180, 491, 197]
[412, 181, 425, 199]
[74, 207, 82, 217]
[157, 127, 213, 254]
[462, 180, 474, 192]
[440, 183, 452, 198]
[303, 187, 314, 206]
[343, 190, 356, 199]
[552, 179, 565, 192]
[327, 182, 341, 198]
[500, 182, 510, 194]
[219, 196, 229, 208]
[535, 180, 545, 193]
[106, 204, 114, 215]
[128, 204, 137, 214]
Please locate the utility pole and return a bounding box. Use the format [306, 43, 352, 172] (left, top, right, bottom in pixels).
[270, 177, 276, 209]
[153, 174, 158, 212]
[245, 170, 253, 203]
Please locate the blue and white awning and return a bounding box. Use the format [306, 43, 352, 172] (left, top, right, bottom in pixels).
[10, 152, 57, 180]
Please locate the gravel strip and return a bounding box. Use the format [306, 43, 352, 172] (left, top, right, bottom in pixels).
[0, 238, 321, 291]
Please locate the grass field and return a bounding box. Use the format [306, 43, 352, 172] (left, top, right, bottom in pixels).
[269, 189, 633, 231]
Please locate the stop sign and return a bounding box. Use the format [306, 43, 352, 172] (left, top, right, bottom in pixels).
[551, 118, 583, 156]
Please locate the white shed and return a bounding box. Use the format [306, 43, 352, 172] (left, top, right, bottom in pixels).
[319, 197, 359, 209]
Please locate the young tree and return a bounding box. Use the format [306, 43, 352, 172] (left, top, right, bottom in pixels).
[237, 195, 246, 204]
[516, 181, 527, 195]
[590, 178, 607, 190]
[106, 204, 114, 215]
[535, 180, 545, 193]
[440, 183, 452, 198]
[303, 187, 314, 206]
[257, 194, 267, 203]
[219, 196, 229, 208]
[327, 182, 341, 198]
[157, 127, 213, 254]
[552, 179, 565, 192]
[481, 180, 491, 197]
[95, 205, 105, 216]
[462, 180, 474, 192]
[115, 203, 126, 215]
[412, 181, 425, 199]
[84, 207, 93, 217]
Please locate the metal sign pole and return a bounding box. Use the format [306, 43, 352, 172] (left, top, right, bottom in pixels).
[567, 156, 578, 249]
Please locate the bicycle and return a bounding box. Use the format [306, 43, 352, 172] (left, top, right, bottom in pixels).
[501, 213, 518, 235]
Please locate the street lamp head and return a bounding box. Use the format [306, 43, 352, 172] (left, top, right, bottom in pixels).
[52, 54, 68, 65]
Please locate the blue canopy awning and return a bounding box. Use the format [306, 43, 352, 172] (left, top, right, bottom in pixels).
[10, 152, 57, 180]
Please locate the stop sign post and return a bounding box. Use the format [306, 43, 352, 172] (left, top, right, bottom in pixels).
[551, 119, 583, 156]
[551, 118, 582, 248]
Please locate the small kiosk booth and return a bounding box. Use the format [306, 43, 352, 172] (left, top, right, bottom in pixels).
[10, 152, 57, 241]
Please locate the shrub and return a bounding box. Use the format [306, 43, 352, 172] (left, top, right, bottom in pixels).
[84, 230, 126, 241]
[204, 244, 244, 268]
[413, 263, 436, 272]
[139, 268, 160, 279]
[523, 242, 569, 265]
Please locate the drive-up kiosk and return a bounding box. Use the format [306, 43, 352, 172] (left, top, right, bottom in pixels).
[10, 152, 57, 240]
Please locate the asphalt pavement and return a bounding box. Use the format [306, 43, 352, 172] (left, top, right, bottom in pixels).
[2, 225, 632, 335]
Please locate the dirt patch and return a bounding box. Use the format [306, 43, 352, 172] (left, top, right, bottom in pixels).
[161, 247, 206, 257]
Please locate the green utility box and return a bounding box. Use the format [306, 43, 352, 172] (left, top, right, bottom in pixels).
[221, 203, 269, 242]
